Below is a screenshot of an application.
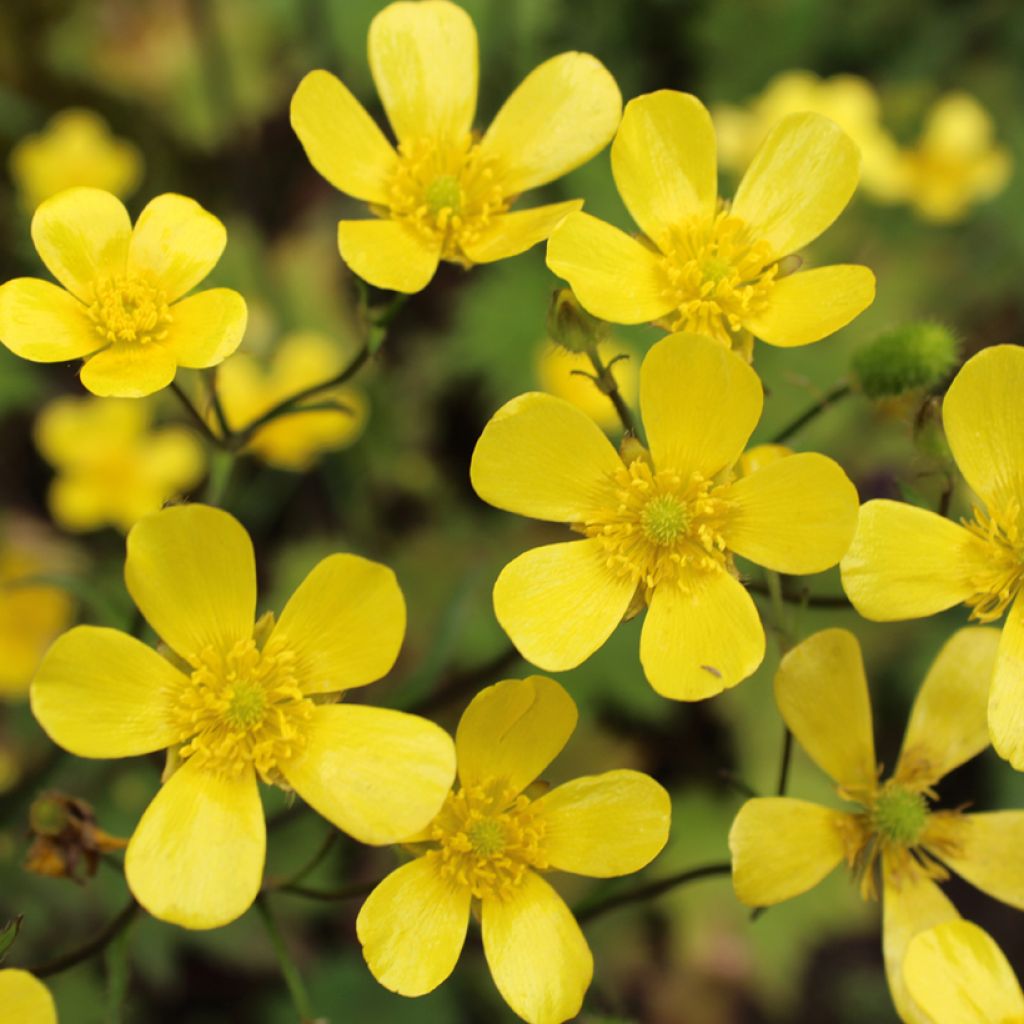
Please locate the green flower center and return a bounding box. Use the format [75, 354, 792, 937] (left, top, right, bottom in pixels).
[226, 681, 268, 729]
[468, 818, 506, 856]
[641, 495, 690, 545]
[425, 174, 462, 215]
[871, 784, 929, 846]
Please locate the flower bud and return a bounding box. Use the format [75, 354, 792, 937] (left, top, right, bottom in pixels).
[851, 322, 959, 398]
[546, 288, 607, 354]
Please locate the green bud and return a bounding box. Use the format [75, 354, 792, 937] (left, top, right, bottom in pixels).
[851, 322, 959, 398]
[547, 288, 607, 354]
[29, 793, 70, 837]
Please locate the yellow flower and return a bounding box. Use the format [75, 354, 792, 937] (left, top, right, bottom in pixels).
[903, 920, 1024, 1024]
[729, 626, 1022, 1024]
[10, 108, 143, 210]
[0, 969, 57, 1024]
[30, 504, 455, 928]
[35, 395, 205, 532]
[215, 331, 367, 472]
[840, 345, 1024, 768]
[534, 339, 637, 432]
[289, 0, 621, 293]
[356, 675, 670, 1024]
[546, 90, 876, 352]
[898, 92, 1012, 223]
[470, 332, 858, 699]
[0, 187, 247, 398]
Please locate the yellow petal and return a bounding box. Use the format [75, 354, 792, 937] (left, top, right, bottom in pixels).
[479, 52, 621, 196]
[79, 342, 177, 398]
[773, 629, 877, 792]
[356, 856, 471, 996]
[125, 504, 256, 663]
[493, 540, 635, 671]
[729, 797, 850, 906]
[481, 871, 592, 1024]
[640, 332, 762, 479]
[743, 265, 876, 347]
[942, 344, 1024, 511]
[532, 769, 670, 877]
[281, 704, 455, 844]
[989, 595, 1024, 769]
[895, 627, 1001, 788]
[166, 288, 247, 369]
[0, 278, 101, 362]
[611, 90, 717, 248]
[903, 920, 1024, 1024]
[461, 200, 583, 264]
[470, 391, 622, 522]
[30, 624, 185, 758]
[545, 211, 673, 324]
[270, 554, 405, 694]
[731, 112, 860, 257]
[840, 499, 991, 620]
[640, 571, 765, 700]
[721, 452, 859, 573]
[337, 218, 441, 293]
[125, 756, 264, 929]
[128, 193, 227, 302]
[368, 0, 477, 146]
[0, 969, 57, 1024]
[456, 676, 577, 792]
[735, 443, 793, 478]
[289, 69, 397, 203]
[31, 186, 130, 301]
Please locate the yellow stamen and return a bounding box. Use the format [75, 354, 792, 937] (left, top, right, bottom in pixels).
[963, 499, 1024, 622]
[87, 274, 172, 347]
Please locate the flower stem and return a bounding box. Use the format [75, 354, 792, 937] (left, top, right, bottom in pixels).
[29, 899, 138, 978]
[276, 877, 379, 902]
[255, 895, 317, 1023]
[584, 344, 638, 437]
[770, 382, 851, 445]
[574, 862, 732, 923]
[765, 570, 796, 798]
[265, 829, 339, 892]
[169, 380, 224, 447]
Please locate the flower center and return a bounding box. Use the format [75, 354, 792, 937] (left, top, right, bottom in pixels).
[87, 274, 173, 348]
[963, 500, 1024, 622]
[640, 494, 690, 545]
[426, 778, 548, 901]
[657, 211, 779, 344]
[383, 136, 509, 265]
[870, 783, 929, 847]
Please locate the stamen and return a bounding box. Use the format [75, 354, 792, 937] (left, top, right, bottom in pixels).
[963, 499, 1024, 622]
[87, 274, 173, 348]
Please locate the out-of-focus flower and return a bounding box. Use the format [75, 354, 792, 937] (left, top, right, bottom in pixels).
[0, 188, 247, 397]
[34, 395, 204, 533]
[25, 791, 127, 884]
[735, 443, 792, 478]
[357, 675, 670, 1024]
[0, 969, 57, 1024]
[535, 340, 637, 433]
[547, 91, 875, 354]
[216, 332, 367, 472]
[9, 108, 143, 210]
[290, 0, 621, 293]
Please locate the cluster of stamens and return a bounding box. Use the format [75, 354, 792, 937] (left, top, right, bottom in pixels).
[87, 274, 173, 348]
[963, 499, 1024, 622]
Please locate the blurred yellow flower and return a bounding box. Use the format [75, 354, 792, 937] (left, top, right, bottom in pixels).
[841, 345, 1024, 768]
[0, 187, 247, 397]
[470, 332, 858, 700]
[729, 626, 1021, 1024]
[34, 395, 205, 532]
[547, 90, 875, 353]
[216, 332, 367, 471]
[534, 340, 637, 432]
[0, 969, 57, 1024]
[290, 0, 621, 293]
[357, 675, 670, 1024]
[9, 108, 143, 210]
[31, 504, 455, 929]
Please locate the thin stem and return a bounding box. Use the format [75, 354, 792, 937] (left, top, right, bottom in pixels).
[169, 381, 223, 447]
[265, 829, 339, 892]
[765, 570, 797, 798]
[205, 368, 232, 441]
[770, 382, 851, 445]
[276, 877, 379, 902]
[29, 899, 138, 978]
[255, 895, 316, 1023]
[408, 643, 522, 715]
[584, 344, 637, 436]
[746, 580, 851, 609]
[776, 727, 794, 796]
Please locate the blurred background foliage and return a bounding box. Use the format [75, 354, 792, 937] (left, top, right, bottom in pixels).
[0, 0, 1022, 1021]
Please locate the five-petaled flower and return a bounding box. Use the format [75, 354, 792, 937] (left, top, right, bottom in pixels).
[30, 503, 456, 929]
[290, 0, 622, 294]
[470, 332, 859, 699]
[356, 675, 670, 1024]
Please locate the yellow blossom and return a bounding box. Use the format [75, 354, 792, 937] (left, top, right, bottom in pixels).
[356, 675, 670, 1024]
[534, 340, 637, 433]
[470, 332, 859, 700]
[9, 108, 143, 210]
[35, 395, 205, 532]
[0, 969, 57, 1024]
[729, 626, 1022, 1024]
[0, 187, 247, 398]
[840, 345, 1024, 769]
[30, 504, 455, 929]
[289, 0, 621, 293]
[546, 90, 875, 353]
[215, 331, 367, 472]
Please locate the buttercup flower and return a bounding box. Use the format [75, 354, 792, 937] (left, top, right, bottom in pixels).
[729, 626, 1023, 1024]
[470, 332, 858, 699]
[10, 108, 143, 210]
[215, 331, 367, 472]
[546, 90, 875, 353]
[840, 345, 1024, 768]
[35, 395, 205, 532]
[30, 504, 455, 928]
[0, 969, 57, 1024]
[535, 339, 637, 432]
[290, 0, 621, 293]
[357, 675, 670, 1024]
[0, 187, 247, 397]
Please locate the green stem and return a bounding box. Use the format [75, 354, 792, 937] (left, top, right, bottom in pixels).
[765, 571, 796, 798]
[407, 643, 522, 715]
[205, 368, 232, 441]
[584, 344, 637, 436]
[770, 382, 851, 445]
[265, 829, 339, 892]
[276, 877, 378, 902]
[574, 862, 732, 923]
[169, 381, 224, 448]
[29, 899, 138, 978]
[746, 580, 851, 609]
[255, 895, 316, 1023]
